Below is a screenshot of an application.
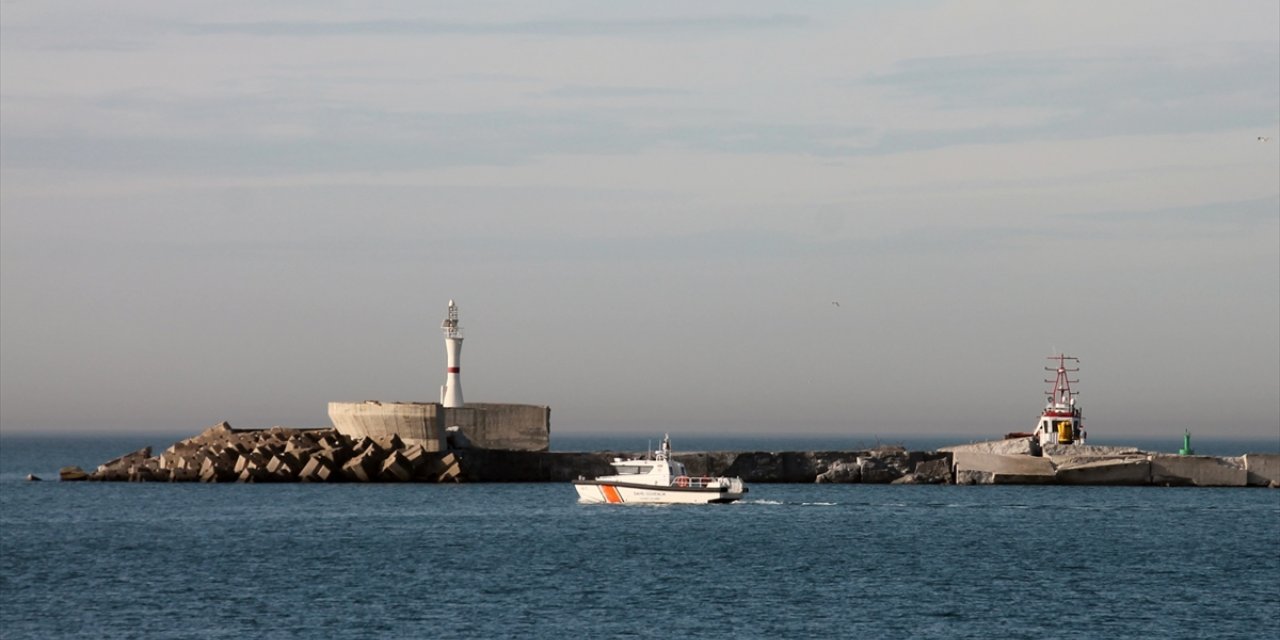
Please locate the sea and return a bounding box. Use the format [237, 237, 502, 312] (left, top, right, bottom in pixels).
[1, 432, 1278, 639]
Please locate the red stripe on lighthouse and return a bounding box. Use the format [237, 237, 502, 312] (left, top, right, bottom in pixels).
[447, 367, 460, 373]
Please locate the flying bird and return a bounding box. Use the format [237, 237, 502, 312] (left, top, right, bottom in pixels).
[831, 301, 840, 308]
[1259, 136, 1272, 142]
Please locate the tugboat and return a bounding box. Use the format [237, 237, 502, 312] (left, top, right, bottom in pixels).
[1032, 354, 1087, 448]
[573, 434, 748, 505]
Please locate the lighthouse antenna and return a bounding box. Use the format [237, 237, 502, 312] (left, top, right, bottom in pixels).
[441, 299, 463, 339]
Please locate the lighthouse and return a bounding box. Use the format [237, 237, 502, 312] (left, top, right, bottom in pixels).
[440, 300, 464, 407]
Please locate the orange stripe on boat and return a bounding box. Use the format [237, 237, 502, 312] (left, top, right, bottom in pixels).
[601, 485, 623, 503]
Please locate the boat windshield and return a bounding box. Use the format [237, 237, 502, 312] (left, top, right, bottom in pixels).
[613, 464, 654, 475]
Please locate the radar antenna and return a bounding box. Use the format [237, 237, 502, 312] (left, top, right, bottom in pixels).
[1044, 354, 1080, 408]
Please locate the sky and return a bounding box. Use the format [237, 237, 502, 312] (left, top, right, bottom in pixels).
[1, 1, 1278, 440]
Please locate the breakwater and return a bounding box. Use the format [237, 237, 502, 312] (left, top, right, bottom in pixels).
[59, 423, 1280, 487]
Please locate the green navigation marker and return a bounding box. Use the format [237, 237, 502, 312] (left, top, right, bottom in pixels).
[1178, 429, 1195, 456]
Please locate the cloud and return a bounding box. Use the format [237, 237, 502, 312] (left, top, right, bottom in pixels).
[1072, 194, 1280, 228]
[861, 42, 1280, 144]
[180, 15, 810, 38]
[543, 85, 691, 99]
[2, 2, 1276, 436]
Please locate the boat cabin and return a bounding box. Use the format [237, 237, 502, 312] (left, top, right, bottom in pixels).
[609, 440, 690, 481]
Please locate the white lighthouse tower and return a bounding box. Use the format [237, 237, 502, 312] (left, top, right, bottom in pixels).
[440, 300, 464, 408]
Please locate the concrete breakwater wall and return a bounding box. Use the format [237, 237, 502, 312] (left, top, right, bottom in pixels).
[943, 439, 1280, 487]
[327, 401, 551, 452]
[62, 424, 1280, 487]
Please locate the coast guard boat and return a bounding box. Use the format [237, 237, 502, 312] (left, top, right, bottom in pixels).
[1032, 354, 1087, 447]
[573, 435, 748, 505]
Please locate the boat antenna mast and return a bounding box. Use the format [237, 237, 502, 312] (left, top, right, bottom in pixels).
[1045, 354, 1080, 410]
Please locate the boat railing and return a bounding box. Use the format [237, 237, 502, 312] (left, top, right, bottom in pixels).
[671, 476, 720, 489]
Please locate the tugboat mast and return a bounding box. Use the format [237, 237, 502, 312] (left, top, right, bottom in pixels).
[1045, 354, 1080, 410]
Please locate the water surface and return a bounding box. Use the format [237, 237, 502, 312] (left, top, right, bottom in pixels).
[1, 435, 1277, 639]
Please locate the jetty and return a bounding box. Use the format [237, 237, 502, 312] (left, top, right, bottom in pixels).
[60, 422, 1280, 488]
[60, 307, 1279, 488]
[59, 307, 1272, 488]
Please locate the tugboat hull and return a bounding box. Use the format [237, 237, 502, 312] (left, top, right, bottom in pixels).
[573, 480, 747, 505]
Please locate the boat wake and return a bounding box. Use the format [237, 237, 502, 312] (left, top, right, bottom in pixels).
[739, 499, 839, 507]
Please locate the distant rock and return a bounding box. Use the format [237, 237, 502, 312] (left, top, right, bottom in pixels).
[940, 438, 1037, 456]
[811, 450, 952, 484]
[815, 460, 860, 484]
[955, 469, 995, 485]
[97, 447, 152, 472]
[858, 456, 900, 484]
[893, 458, 951, 484]
[59, 466, 88, 481]
[1041, 443, 1145, 460]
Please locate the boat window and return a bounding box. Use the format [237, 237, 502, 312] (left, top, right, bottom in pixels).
[614, 465, 653, 475]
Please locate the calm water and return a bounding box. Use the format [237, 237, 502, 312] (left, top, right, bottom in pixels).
[1, 435, 1278, 639]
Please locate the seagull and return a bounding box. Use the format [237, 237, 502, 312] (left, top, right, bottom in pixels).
[831, 301, 840, 308]
[1259, 136, 1272, 142]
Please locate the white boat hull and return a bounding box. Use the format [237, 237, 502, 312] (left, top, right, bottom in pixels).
[573, 480, 746, 505]
[573, 434, 748, 505]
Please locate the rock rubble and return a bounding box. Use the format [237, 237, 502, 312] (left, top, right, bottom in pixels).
[86, 422, 461, 483]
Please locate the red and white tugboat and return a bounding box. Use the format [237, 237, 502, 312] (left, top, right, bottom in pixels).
[1033, 354, 1087, 447]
